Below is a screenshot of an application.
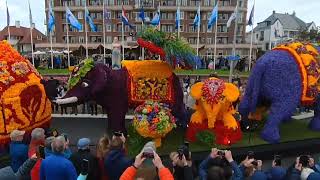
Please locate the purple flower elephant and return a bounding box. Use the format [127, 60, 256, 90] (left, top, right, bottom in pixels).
[239, 46, 320, 143]
[55, 63, 187, 133]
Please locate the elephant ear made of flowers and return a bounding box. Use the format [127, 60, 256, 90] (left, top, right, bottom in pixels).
[190, 78, 240, 129]
[0, 41, 51, 144]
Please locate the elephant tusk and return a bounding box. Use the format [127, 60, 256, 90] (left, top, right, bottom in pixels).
[55, 97, 78, 105]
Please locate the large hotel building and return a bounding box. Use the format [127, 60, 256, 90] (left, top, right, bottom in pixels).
[39, 0, 254, 59]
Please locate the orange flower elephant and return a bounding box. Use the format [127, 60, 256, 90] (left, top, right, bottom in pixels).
[190, 78, 240, 130]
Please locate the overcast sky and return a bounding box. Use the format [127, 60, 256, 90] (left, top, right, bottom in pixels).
[0, 0, 319, 34]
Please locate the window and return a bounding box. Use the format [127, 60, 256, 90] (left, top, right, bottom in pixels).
[239, 0, 243, 7]
[78, 11, 83, 19]
[181, 0, 187, 6]
[75, 0, 81, 6]
[37, 35, 42, 40]
[260, 31, 264, 41]
[70, 36, 77, 43]
[106, 36, 112, 43]
[207, 37, 212, 44]
[180, 11, 184, 19]
[106, 24, 112, 32]
[91, 36, 97, 42]
[97, 24, 103, 32]
[79, 36, 84, 43]
[96, 12, 102, 19]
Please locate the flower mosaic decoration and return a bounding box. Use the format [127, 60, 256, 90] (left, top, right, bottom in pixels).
[274, 42, 320, 105]
[133, 101, 176, 147]
[201, 79, 226, 106]
[0, 41, 51, 145]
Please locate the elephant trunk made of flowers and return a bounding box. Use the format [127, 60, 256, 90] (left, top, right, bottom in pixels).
[239, 42, 320, 143]
[55, 60, 187, 133]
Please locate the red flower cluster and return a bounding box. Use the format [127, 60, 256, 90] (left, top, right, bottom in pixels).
[202, 79, 226, 106]
[137, 38, 166, 59]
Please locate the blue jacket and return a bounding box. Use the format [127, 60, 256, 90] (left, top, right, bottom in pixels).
[9, 141, 28, 172]
[307, 172, 320, 180]
[104, 149, 133, 180]
[40, 153, 77, 180]
[199, 156, 243, 180]
[266, 166, 287, 180]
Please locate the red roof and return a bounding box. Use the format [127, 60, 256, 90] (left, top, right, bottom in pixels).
[0, 26, 47, 44]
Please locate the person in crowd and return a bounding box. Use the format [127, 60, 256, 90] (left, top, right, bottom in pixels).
[40, 136, 77, 180]
[70, 138, 100, 180]
[0, 154, 38, 180]
[169, 145, 194, 180]
[61, 133, 73, 159]
[199, 148, 243, 180]
[104, 134, 132, 180]
[96, 135, 110, 180]
[289, 155, 320, 180]
[29, 128, 46, 180]
[44, 136, 55, 157]
[265, 155, 286, 180]
[9, 130, 28, 173]
[120, 151, 174, 180]
[239, 156, 267, 180]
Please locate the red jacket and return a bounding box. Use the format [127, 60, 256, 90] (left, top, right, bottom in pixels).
[120, 166, 174, 180]
[28, 139, 44, 180]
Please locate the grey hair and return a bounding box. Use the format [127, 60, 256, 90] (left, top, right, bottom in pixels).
[52, 136, 66, 153]
[31, 128, 45, 140]
[45, 136, 55, 150]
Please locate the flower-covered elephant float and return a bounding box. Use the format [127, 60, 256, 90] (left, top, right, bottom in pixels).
[56, 59, 187, 132]
[186, 78, 242, 145]
[0, 41, 52, 146]
[239, 42, 320, 143]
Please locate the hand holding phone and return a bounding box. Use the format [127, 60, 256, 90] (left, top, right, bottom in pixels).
[38, 145, 45, 159]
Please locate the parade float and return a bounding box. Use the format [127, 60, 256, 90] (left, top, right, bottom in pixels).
[0, 41, 51, 146]
[186, 78, 242, 146]
[239, 42, 320, 143]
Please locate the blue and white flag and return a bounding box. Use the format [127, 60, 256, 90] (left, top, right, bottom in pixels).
[175, 6, 180, 29]
[193, 5, 201, 29]
[227, 6, 238, 28]
[150, 5, 160, 26]
[121, 6, 134, 29]
[207, 4, 218, 29]
[247, 5, 254, 26]
[48, 1, 55, 32]
[66, 6, 82, 30]
[85, 7, 97, 32]
[139, 6, 145, 22]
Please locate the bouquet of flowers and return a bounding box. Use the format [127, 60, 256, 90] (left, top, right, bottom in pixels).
[133, 101, 176, 147]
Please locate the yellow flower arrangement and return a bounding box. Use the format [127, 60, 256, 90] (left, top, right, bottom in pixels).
[0, 41, 51, 144]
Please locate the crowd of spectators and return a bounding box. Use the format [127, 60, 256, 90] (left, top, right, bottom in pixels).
[2, 126, 320, 180]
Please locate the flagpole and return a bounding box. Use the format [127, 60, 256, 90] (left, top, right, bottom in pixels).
[85, 2, 88, 59]
[142, 20, 145, 60]
[248, 0, 255, 71]
[50, 31, 54, 69]
[122, 21, 125, 60]
[229, 0, 238, 82]
[177, 0, 180, 38]
[28, 0, 35, 66]
[213, 0, 219, 70]
[6, 0, 10, 43]
[158, 2, 161, 60]
[66, 5, 70, 68]
[196, 3, 200, 58]
[103, 0, 106, 63]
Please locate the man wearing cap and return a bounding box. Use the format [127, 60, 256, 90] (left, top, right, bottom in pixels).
[70, 138, 100, 180]
[9, 130, 28, 173]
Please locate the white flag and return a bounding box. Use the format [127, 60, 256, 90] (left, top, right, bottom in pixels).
[227, 7, 238, 28]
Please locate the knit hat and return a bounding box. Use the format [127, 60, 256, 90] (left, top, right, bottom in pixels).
[142, 141, 156, 154]
[10, 130, 25, 140]
[77, 138, 91, 150]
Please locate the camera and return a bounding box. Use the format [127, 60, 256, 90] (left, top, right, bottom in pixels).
[177, 144, 190, 160]
[251, 160, 258, 166]
[274, 155, 282, 166]
[142, 147, 154, 159]
[217, 150, 225, 156]
[113, 131, 122, 137]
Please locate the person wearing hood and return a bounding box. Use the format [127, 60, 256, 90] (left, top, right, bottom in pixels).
[104, 134, 133, 180]
[9, 130, 28, 173]
[70, 138, 100, 180]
